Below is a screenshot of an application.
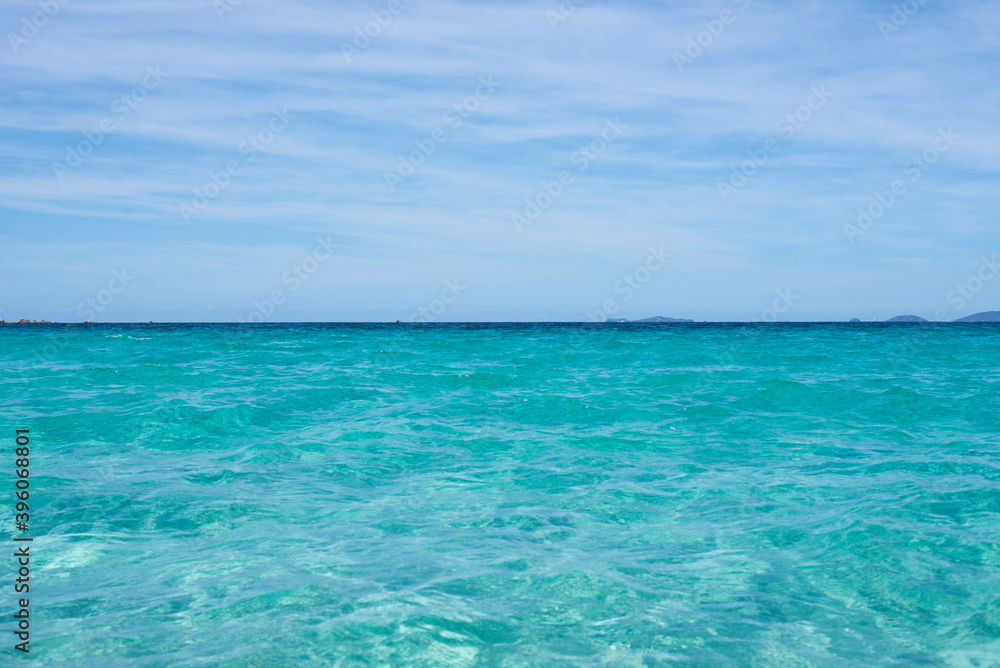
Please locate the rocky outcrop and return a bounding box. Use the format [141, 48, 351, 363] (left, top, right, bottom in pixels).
[0, 319, 53, 324]
[886, 315, 928, 323]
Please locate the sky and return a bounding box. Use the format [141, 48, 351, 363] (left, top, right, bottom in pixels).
[0, 0, 998, 322]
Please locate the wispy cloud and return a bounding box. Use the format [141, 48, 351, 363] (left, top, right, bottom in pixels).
[1, 0, 998, 320]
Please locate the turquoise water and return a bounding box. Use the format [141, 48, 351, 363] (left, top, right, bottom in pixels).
[3, 323, 1000, 666]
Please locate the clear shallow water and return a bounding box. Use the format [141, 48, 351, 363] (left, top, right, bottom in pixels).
[2, 323, 1000, 666]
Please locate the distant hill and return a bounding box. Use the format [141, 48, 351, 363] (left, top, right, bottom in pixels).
[886, 315, 929, 322]
[955, 311, 1000, 322]
[605, 315, 695, 323]
[635, 315, 695, 323]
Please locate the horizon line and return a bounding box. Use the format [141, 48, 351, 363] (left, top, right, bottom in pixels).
[3, 320, 1000, 326]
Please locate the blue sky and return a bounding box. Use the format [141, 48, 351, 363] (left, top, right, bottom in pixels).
[0, 0, 997, 322]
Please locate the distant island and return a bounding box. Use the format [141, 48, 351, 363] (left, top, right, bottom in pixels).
[605, 315, 695, 323]
[607, 311, 1000, 323]
[886, 315, 929, 323]
[883, 312, 1000, 323]
[955, 311, 1000, 322]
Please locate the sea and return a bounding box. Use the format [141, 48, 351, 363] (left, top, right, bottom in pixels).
[2, 323, 999, 666]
